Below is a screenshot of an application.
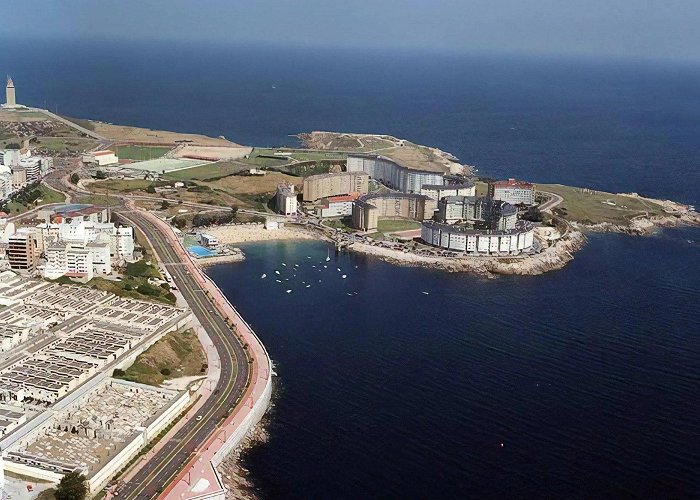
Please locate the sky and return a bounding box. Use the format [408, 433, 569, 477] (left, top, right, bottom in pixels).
[4, 0, 700, 62]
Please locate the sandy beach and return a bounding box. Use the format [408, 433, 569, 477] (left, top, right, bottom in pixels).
[199, 223, 320, 244]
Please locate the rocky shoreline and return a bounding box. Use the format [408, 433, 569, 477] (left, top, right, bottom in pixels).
[345, 229, 587, 277]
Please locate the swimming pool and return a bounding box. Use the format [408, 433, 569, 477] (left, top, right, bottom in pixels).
[187, 245, 217, 258]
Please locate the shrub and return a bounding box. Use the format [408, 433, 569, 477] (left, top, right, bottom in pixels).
[136, 284, 160, 296]
[125, 260, 159, 278]
[160, 368, 171, 376]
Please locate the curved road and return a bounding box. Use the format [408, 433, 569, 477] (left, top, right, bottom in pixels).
[113, 210, 250, 499]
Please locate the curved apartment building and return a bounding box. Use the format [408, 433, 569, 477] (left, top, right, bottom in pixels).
[437, 196, 518, 230]
[421, 220, 534, 255]
[351, 193, 437, 232]
[346, 154, 445, 194]
[302, 171, 370, 202]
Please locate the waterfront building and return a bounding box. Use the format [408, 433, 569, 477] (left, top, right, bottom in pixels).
[351, 193, 436, 231]
[302, 172, 369, 202]
[490, 178, 535, 206]
[347, 154, 445, 194]
[437, 196, 517, 231]
[276, 183, 298, 215]
[199, 233, 219, 248]
[421, 220, 535, 255]
[4, 77, 15, 108]
[316, 194, 360, 218]
[43, 242, 111, 281]
[420, 181, 475, 200]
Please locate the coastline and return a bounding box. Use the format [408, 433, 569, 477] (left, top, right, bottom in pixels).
[345, 229, 587, 276]
[197, 223, 320, 245]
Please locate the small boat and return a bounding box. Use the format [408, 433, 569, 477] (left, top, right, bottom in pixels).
[347, 292, 353, 296]
[306, 284, 311, 288]
[276, 279, 282, 283]
[337, 268, 341, 272]
[282, 263, 287, 267]
[286, 289, 292, 293]
[312, 265, 316, 268]
[294, 264, 299, 267]
[342, 275, 347, 279]
[323, 265, 327, 269]
[422, 291, 430, 295]
[326, 249, 331, 262]
[275, 270, 280, 275]
[261, 273, 267, 279]
[307, 256, 311, 259]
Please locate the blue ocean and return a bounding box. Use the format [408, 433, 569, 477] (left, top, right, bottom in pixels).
[3, 40, 699, 498]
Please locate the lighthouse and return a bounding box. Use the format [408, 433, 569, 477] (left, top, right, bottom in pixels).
[5, 76, 16, 107]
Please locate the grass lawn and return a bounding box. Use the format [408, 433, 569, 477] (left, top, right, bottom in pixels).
[538, 184, 666, 224]
[113, 329, 206, 386]
[376, 219, 422, 233]
[4, 184, 66, 215]
[367, 219, 422, 240]
[114, 145, 172, 161]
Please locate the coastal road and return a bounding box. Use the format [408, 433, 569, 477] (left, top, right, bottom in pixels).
[113, 210, 251, 499]
[539, 191, 564, 212]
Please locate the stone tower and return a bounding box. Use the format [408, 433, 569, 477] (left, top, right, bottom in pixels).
[5, 76, 16, 107]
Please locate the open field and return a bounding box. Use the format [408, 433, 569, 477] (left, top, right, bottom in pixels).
[90, 121, 239, 146]
[298, 131, 459, 173]
[538, 184, 666, 224]
[207, 171, 301, 195]
[114, 145, 172, 161]
[93, 179, 159, 192]
[60, 115, 96, 131]
[118, 157, 207, 173]
[299, 131, 398, 151]
[163, 160, 250, 181]
[31, 136, 98, 154]
[114, 329, 206, 386]
[171, 145, 252, 161]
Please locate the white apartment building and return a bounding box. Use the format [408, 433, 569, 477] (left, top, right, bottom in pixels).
[276, 183, 298, 215]
[44, 242, 111, 281]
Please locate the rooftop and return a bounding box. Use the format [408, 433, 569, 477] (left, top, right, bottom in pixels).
[493, 178, 534, 189]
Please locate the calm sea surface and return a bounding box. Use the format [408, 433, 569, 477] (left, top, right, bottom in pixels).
[2, 40, 699, 497]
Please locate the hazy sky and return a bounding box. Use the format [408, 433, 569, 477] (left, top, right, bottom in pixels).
[5, 0, 700, 62]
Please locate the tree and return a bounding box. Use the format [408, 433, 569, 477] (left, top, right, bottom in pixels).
[231, 204, 239, 216]
[95, 170, 107, 180]
[55, 471, 88, 500]
[5, 142, 20, 150]
[70, 173, 80, 185]
[146, 184, 157, 194]
[161, 200, 170, 209]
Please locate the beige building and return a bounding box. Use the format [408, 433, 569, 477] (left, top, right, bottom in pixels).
[351, 193, 437, 232]
[7, 232, 37, 271]
[4, 76, 16, 107]
[302, 172, 369, 202]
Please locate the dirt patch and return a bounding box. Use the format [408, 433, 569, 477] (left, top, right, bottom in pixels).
[115, 329, 207, 386]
